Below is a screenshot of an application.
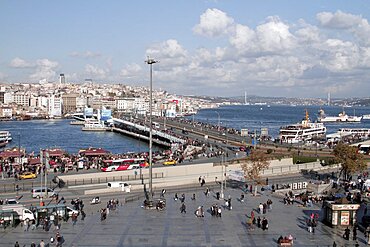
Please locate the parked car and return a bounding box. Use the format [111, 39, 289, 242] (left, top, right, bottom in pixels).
[19, 172, 37, 180]
[163, 160, 177, 166]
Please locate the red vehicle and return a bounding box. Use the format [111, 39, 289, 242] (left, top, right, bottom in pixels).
[101, 158, 148, 172]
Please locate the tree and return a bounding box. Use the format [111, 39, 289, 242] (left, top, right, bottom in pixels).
[332, 142, 367, 180]
[241, 150, 270, 195]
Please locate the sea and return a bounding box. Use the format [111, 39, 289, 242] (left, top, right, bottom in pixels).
[1, 105, 370, 154]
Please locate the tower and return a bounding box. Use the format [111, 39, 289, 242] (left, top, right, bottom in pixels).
[59, 74, 65, 84]
[327, 92, 330, 106]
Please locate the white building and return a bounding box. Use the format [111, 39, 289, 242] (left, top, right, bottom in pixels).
[13, 92, 30, 106]
[48, 95, 62, 117]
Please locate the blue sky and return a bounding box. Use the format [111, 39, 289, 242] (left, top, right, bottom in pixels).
[1, 0, 370, 98]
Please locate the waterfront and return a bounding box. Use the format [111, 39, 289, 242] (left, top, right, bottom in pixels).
[1, 105, 370, 154]
[0, 119, 151, 154]
[193, 105, 370, 138]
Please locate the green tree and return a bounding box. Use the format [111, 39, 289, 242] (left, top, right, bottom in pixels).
[241, 150, 269, 195]
[332, 142, 367, 180]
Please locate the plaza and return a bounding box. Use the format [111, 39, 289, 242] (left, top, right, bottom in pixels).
[0, 184, 366, 247]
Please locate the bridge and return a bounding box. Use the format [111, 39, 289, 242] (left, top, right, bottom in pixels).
[112, 118, 186, 147]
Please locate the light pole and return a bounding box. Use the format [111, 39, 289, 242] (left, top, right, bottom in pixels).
[215, 111, 220, 131]
[145, 56, 158, 200]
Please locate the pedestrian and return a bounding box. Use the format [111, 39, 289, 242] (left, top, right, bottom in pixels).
[261, 217, 268, 230]
[180, 203, 186, 214]
[81, 210, 86, 221]
[332, 241, 336, 247]
[259, 203, 263, 214]
[216, 192, 220, 200]
[174, 193, 178, 201]
[39, 240, 45, 247]
[198, 176, 201, 184]
[14, 241, 20, 247]
[204, 187, 209, 197]
[30, 242, 36, 247]
[191, 193, 196, 200]
[257, 216, 261, 228]
[353, 225, 357, 240]
[240, 194, 244, 203]
[249, 185, 253, 193]
[343, 227, 350, 240]
[201, 178, 205, 187]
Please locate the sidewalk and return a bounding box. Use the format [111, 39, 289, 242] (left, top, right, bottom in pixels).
[0, 186, 366, 246]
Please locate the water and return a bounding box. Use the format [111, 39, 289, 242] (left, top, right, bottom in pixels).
[191, 105, 370, 138]
[0, 119, 150, 154]
[1, 105, 370, 154]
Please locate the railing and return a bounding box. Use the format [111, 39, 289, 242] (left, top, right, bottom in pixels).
[1, 172, 164, 193]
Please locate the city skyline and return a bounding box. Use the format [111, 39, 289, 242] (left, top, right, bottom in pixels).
[1, 1, 370, 98]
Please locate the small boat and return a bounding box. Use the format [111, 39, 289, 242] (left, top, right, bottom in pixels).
[81, 119, 107, 131]
[363, 114, 370, 120]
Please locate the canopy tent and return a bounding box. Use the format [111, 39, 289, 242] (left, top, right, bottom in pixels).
[79, 147, 110, 156]
[43, 148, 65, 157]
[0, 148, 25, 158]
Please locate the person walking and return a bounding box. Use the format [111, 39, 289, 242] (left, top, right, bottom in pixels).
[343, 227, 350, 240]
[39, 240, 45, 247]
[14, 242, 20, 247]
[180, 203, 186, 214]
[353, 224, 357, 240]
[259, 203, 263, 214]
[261, 217, 268, 231]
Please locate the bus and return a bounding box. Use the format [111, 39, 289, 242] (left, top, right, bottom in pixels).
[101, 158, 148, 172]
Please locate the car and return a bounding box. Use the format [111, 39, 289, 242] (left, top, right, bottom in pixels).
[163, 160, 177, 166]
[19, 172, 37, 180]
[5, 198, 19, 205]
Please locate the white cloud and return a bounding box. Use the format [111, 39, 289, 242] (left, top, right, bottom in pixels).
[70, 51, 101, 58]
[317, 11, 363, 29]
[10, 57, 34, 68]
[120, 63, 142, 78]
[30, 59, 59, 81]
[193, 8, 234, 37]
[85, 64, 108, 79]
[146, 39, 188, 67]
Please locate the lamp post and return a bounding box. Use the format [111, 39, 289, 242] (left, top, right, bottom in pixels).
[145, 56, 158, 200]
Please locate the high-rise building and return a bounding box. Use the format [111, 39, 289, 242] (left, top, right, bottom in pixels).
[59, 74, 65, 84]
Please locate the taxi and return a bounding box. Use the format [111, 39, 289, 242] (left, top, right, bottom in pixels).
[19, 172, 37, 180]
[163, 159, 177, 166]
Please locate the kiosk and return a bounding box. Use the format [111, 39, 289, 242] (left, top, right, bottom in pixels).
[323, 200, 360, 227]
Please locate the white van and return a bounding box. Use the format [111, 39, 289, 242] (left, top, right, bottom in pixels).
[31, 187, 56, 198]
[0, 205, 35, 221]
[107, 182, 131, 192]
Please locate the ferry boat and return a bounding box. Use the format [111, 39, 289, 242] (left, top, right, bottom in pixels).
[317, 109, 362, 123]
[0, 131, 12, 142]
[279, 110, 326, 143]
[81, 119, 107, 131]
[363, 114, 370, 120]
[338, 128, 370, 138]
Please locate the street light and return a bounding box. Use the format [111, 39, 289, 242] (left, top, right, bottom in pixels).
[145, 56, 158, 200]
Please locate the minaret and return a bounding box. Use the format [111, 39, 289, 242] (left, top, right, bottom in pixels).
[327, 92, 331, 106]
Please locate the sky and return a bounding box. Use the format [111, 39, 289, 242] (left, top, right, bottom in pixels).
[1, 0, 370, 98]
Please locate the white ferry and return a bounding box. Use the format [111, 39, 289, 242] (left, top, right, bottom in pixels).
[338, 128, 370, 138]
[82, 119, 107, 131]
[0, 131, 12, 142]
[363, 114, 370, 120]
[279, 110, 326, 143]
[317, 109, 362, 123]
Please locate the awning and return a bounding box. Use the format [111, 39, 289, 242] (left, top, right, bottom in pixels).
[79, 148, 110, 156]
[44, 149, 65, 157]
